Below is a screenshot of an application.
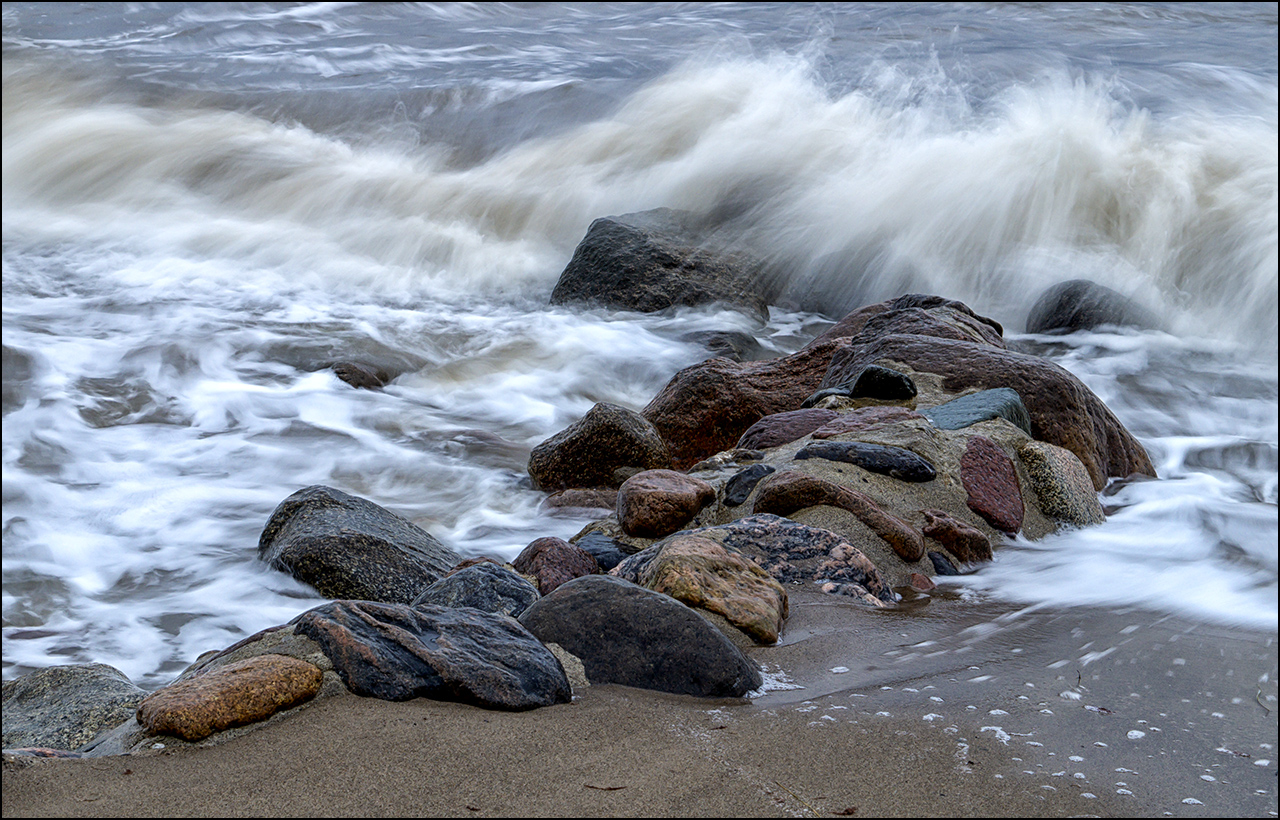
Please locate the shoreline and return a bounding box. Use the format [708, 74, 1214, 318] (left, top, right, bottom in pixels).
[5, 591, 1276, 818]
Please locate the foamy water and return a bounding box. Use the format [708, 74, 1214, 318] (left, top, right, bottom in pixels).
[3, 3, 1276, 688]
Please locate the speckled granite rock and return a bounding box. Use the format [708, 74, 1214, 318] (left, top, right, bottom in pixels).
[610, 533, 788, 644]
[1017, 440, 1106, 526]
[616, 469, 716, 538]
[257, 485, 460, 604]
[512, 536, 600, 595]
[2, 664, 146, 751]
[528, 402, 671, 491]
[411, 561, 541, 618]
[135, 654, 323, 742]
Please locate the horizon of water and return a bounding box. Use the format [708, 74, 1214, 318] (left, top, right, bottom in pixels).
[2, 2, 1276, 689]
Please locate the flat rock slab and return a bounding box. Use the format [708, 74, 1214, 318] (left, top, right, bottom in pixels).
[810, 406, 924, 439]
[411, 562, 541, 618]
[512, 537, 600, 595]
[723, 463, 776, 507]
[518, 575, 762, 698]
[257, 485, 460, 604]
[960, 436, 1025, 534]
[736, 408, 838, 450]
[292, 601, 571, 710]
[610, 533, 788, 644]
[1017, 440, 1106, 527]
[921, 387, 1032, 436]
[795, 440, 936, 482]
[135, 654, 323, 742]
[752, 471, 925, 562]
[616, 469, 715, 538]
[2, 663, 146, 751]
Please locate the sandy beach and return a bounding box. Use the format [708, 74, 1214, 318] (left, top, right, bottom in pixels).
[4, 589, 1275, 818]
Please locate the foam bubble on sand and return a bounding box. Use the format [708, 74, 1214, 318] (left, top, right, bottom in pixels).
[981, 726, 1012, 744]
[1128, 730, 1147, 740]
[747, 663, 805, 697]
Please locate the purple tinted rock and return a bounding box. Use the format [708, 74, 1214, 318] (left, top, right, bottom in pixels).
[921, 508, 993, 563]
[736, 408, 838, 450]
[810, 406, 924, 439]
[512, 537, 600, 595]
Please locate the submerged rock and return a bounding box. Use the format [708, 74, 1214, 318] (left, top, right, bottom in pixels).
[1025, 279, 1162, 334]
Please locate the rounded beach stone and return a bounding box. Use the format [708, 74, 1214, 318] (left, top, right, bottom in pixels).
[735, 408, 838, 450]
[960, 436, 1025, 534]
[616, 469, 716, 538]
[1025, 279, 1162, 334]
[1017, 440, 1106, 527]
[2, 663, 146, 752]
[135, 654, 323, 742]
[527, 402, 671, 491]
[512, 536, 600, 595]
[411, 561, 541, 618]
[723, 463, 776, 507]
[794, 440, 936, 482]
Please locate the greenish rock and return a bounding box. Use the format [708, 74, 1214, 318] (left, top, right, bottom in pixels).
[922, 388, 1032, 436]
[2, 663, 145, 751]
[1017, 440, 1106, 526]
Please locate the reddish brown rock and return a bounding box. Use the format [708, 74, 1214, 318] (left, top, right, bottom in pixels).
[735, 408, 838, 450]
[528, 402, 671, 491]
[135, 654, 323, 742]
[822, 333, 1155, 489]
[540, 488, 618, 512]
[632, 533, 788, 644]
[641, 338, 853, 470]
[921, 508, 994, 563]
[616, 469, 715, 538]
[512, 537, 600, 595]
[909, 572, 937, 592]
[810, 406, 924, 439]
[751, 471, 925, 562]
[960, 436, 1025, 534]
[809, 294, 1004, 349]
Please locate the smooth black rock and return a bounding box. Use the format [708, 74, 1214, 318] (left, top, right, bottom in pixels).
[258, 485, 461, 604]
[928, 551, 961, 576]
[921, 387, 1033, 436]
[331, 361, 391, 389]
[518, 575, 762, 698]
[794, 441, 936, 482]
[573, 531, 629, 572]
[2, 664, 146, 751]
[723, 463, 777, 507]
[550, 208, 770, 321]
[802, 365, 917, 407]
[1025, 279, 1162, 334]
[292, 600, 570, 710]
[410, 563, 541, 618]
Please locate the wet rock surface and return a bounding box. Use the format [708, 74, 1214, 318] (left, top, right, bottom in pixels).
[528, 402, 671, 491]
[293, 600, 571, 710]
[411, 561, 541, 618]
[736, 408, 838, 450]
[803, 364, 917, 407]
[512, 537, 600, 595]
[1025, 279, 1162, 334]
[810, 406, 924, 439]
[518, 575, 762, 698]
[135, 654, 323, 742]
[921, 508, 994, 564]
[723, 463, 776, 507]
[794, 440, 937, 482]
[257, 485, 460, 604]
[2, 664, 146, 752]
[920, 387, 1032, 437]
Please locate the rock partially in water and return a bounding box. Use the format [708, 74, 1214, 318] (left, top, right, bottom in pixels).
[2, 663, 146, 751]
[518, 575, 762, 698]
[921, 508, 993, 564]
[1017, 440, 1106, 527]
[1025, 279, 1162, 334]
[528, 402, 671, 491]
[257, 485, 460, 604]
[293, 600, 571, 710]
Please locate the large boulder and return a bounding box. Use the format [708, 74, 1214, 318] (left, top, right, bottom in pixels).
[135, 654, 323, 742]
[292, 600, 571, 710]
[517, 575, 762, 698]
[549, 208, 770, 320]
[809, 294, 1004, 349]
[411, 561, 542, 618]
[257, 485, 461, 604]
[2, 664, 146, 751]
[641, 338, 854, 470]
[615, 469, 716, 538]
[528, 402, 671, 491]
[821, 334, 1155, 489]
[1025, 279, 1162, 334]
[610, 534, 788, 644]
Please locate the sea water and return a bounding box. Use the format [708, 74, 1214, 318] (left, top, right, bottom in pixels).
[3, 3, 1275, 688]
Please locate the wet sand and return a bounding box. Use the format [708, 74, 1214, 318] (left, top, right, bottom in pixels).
[4, 589, 1276, 818]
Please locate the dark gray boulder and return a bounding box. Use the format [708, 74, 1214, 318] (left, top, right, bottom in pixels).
[411, 562, 541, 618]
[1025, 279, 1162, 334]
[723, 463, 777, 507]
[802, 364, 917, 407]
[517, 575, 762, 698]
[573, 531, 630, 572]
[2, 663, 146, 751]
[550, 208, 770, 321]
[528, 402, 671, 491]
[258, 485, 461, 604]
[292, 600, 571, 710]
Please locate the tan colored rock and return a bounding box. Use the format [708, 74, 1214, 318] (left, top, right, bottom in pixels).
[136, 654, 322, 742]
[636, 533, 788, 644]
[616, 469, 716, 538]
